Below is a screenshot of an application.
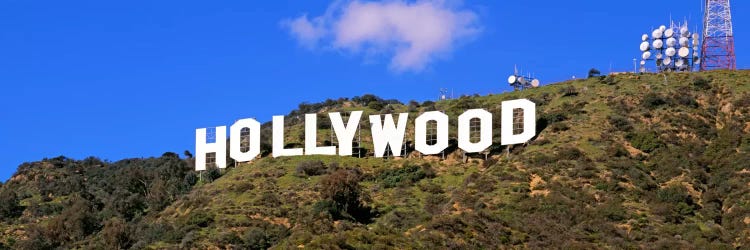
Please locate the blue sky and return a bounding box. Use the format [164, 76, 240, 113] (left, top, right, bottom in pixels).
[0, 0, 747, 181]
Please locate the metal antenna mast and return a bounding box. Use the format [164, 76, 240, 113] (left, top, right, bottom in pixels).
[700, 0, 736, 71]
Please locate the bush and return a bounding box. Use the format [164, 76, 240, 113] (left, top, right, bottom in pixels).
[600, 75, 617, 85]
[242, 227, 274, 250]
[691, 76, 711, 90]
[376, 164, 435, 188]
[102, 217, 132, 249]
[556, 147, 586, 161]
[187, 211, 214, 228]
[424, 193, 448, 215]
[560, 86, 579, 97]
[607, 115, 632, 132]
[46, 196, 100, 245]
[367, 101, 385, 111]
[627, 131, 664, 153]
[641, 93, 668, 109]
[0, 190, 23, 220]
[654, 185, 696, 223]
[295, 160, 328, 176]
[549, 122, 570, 132]
[319, 169, 374, 223]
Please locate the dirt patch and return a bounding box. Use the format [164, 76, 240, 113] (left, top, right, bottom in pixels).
[451, 202, 473, 215]
[529, 174, 546, 190]
[249, 213, 291, 228]
[529, 174, 549, 197]
[622, 141, 644, 157]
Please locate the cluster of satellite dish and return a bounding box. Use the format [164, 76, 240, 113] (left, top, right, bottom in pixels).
[639, 22, 700, 72]
[507, 67, 540, 91]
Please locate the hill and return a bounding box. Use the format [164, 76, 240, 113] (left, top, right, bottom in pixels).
[1, 70, 749, 249]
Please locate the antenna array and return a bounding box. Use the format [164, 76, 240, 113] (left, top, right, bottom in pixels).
[507, 67, 540, 91]
[439, 88, 449, 101]
[639, 21, 701, 73]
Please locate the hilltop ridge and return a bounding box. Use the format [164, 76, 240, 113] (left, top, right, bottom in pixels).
[1, 70, 749, 249]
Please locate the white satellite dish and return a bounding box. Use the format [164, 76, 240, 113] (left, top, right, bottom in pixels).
[665, 47, 676, 57]
[640, 41, 650, 52]
[675, 59, 684, 67]
[642, 34, 649, 41]
[642, 51, 652, 60]
[666, 37, 677, 47]
[653, 39, 664, 49]
[695, 58, 701, 64]
[679, 37, 689, 47]
[680, 27, 690, 37]
[640, 60, 646, 66]
[507, 75, 517, 84]
[531, 79, 540, 88]
[678, 47, 690, 58]
[659, 25, 667, 32]
[656, 53, 663, 59]
[664, 28, 674, 38]
[652, 29, 663, 39]
[692, 33, 699, 40]
[518, 76, 527, 84]
[663, 57, 672, 65]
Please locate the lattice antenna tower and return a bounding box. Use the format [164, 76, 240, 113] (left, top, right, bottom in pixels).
[700, 0, 736, 70]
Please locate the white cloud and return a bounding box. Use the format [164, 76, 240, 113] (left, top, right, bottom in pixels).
[283, 14, 327, 49]
[282, 0, 481, 72]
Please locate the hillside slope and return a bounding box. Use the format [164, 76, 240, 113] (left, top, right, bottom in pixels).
[1, 70, 749, 249]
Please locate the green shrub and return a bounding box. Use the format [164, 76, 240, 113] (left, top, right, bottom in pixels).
[295, 160, 328, 176]
[556, 146, 586, 161]
[549, 122, 570, 132]
[187, 211, 214, 228]
[627, 131, 663, 153]
[641, 93, 668, 109]
[319, 169, 375, 223]
[691, 76, 711, 90]
[424, 193, 448, 215]
[0, 189, 23, 220]
[607, 115, 632, 132]
[376, 164, 435, 188]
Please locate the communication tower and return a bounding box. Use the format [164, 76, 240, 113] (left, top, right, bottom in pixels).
[439, 88, 449, 101]
[701, 0, 736, 70]
[507, 66, 540, 91]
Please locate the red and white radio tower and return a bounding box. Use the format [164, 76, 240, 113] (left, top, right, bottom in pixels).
[700, 0, 736, 71]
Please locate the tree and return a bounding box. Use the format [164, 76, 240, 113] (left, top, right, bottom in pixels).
[318, 169, 374, 222]
[0, 189, 23, 220]
[47, 195, 99, 244]
[588, 68, 601, 78]
[102, 217, 132, 249]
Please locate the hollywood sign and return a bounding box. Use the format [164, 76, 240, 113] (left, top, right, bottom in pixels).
[195, 99, 535, 171]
